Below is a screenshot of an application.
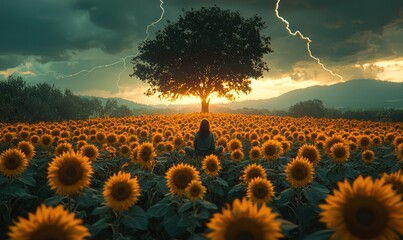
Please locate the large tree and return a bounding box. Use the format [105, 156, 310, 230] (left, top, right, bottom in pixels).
[131, 6, 272, 112]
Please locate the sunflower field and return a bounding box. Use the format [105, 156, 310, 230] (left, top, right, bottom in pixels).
[0, 113, 402, 239]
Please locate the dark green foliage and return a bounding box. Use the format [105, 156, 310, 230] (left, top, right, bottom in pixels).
[131, 6, 272, 112]
[0, 76, 134, 123]
[289, 99, 326, 118]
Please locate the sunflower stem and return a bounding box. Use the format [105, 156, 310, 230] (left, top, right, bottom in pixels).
[191, 201, 198, 233]
[67, 196, 72, 212]
[112, 211, 122, 240]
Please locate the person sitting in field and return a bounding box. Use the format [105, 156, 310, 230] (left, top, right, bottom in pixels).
[185, 119, 223, 157]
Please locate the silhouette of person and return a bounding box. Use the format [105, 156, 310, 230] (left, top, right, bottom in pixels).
[185, 119, 223, 157]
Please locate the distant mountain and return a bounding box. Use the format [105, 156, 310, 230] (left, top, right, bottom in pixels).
[88, 96, 154, 110]
[216, 79, 403, 110]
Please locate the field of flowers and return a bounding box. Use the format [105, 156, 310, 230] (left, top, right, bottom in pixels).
[0, 113, 402, 239]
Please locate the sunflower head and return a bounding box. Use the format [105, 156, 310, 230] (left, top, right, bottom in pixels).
[0, 148, 29, 177]
[329, 143, 350, 164]
[17, 141, 36, 160]
[261, 140, 283, 162]
[246, 177, 275, 205]
[285, 156, 314, 188]
[55, 142, 73, 156]
[324, 135, 345, 154]
[241, 163, 267, 183]
[227, 138, 242, 152]
[152, 133, 164, 145]
[166, 163, 200, 196]
[40, 134, 54, 148]
[358, 135, 372, 150]
[382, 170, 403, 197]
[248, 146, 262, 162]
[119, 145, 131, 157]
[230, 149, 244, 162]
[136, 142, 156, 170]
[395, 143, 403, 161]
[361, 149, 375, 164]
[79, 144, 99, 161]
[103, 171, 141, 211]
[297, 144, 320, 166]
[206, 198, 283, 240]
[202, 154, 221, 176]
[320, 176, 403, 240]
[185, 180, 206, 201]
[8, 204, 90, 240]
[47, 151, 93, 196]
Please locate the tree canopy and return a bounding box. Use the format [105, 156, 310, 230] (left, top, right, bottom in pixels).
[288, 99, 326, 118]
[131, 6, 272, 112]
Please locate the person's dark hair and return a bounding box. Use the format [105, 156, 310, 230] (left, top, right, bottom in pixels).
[199, 119, 210, 139]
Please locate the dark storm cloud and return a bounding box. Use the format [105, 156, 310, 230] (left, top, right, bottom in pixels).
[0, 0, 162, 64]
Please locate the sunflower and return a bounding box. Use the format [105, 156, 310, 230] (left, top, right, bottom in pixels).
[280, 140, 291, 153]
[320, 176, 403, 240]
[248, 146, 262, 161]
[136, 142, 156, 170]
[395, 143, 403, 161]
[152, 133, 164, 145]
[47, 151, 93, 196]
[329, 143, 350, 164]
[358, 135, 372, 150]
[79, 144, 99, 161]
[206, 198, 283, 240]
[202, 154, 221, 176]
[119, 144, 131, 157]
[173, 135, 184, 148]
[246, 177, 275, 205]
[324, 135, 345, 154]
[382, 170, 403, 197]
[17, 140, 36, 160]
[55, 142, 73, 156]
[0, 148, 29, 177]
[8, 204, 90, 240]
[166, 163, 200, 196]
[230, 149, 244, 162]
[40, 134, 54, 148]
[103, 171, 141, 211]
[106, 133, 117, 145]
[297, 144, 320, 166]
[95, 132, 106, 143]
[285, 157, 314, 188]
[30, 135, 40, 145]
[241, 163, 267, 183]
[164, 141, 175, 153]
[361, 149, 375, 164]
[185, 180, 206, 201]
[261, 140, 283, 162]
[227, 138, 242, 152]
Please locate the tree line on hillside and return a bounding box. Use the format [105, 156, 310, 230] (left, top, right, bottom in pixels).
[0, 76, 136, 123]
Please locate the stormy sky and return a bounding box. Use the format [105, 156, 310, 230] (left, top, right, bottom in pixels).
[1, 0, 402, 104]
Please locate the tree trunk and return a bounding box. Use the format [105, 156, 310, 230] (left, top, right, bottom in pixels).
[201, 98, 210, 113]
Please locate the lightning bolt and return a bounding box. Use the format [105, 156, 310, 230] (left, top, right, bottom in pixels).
[275, 0, 343, 81]
[34, 0, 165, 87]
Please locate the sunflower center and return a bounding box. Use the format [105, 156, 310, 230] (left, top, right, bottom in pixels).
[302, 150, 315, 162]
[343, 196, 387, 239]
[5, 156, 21, 170]
[247, 169, 262, 180]
[333, 148, 346, 158]
[173, 171, 192, 190]
[253, 184, 268, 199]
[207, 161, 217, 172]
[140, 148, 151, 161]
[111, 182, 131, 201]
[251, 150, 260, 158]
[291, 165, 308, 180]
[58, 162, 83, 185]
[363, 152, 372, 161]
[29, 224, 68, 240]
[361, 138, 370, 146]
[84, 148, 95, 157]
[42, 138, 51, 145]
[225, 218, 264, 240]
[190, 186, 201, 196]
[264, 146, 275, 156]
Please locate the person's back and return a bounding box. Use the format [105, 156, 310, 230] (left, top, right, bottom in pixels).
[194, 131, 215, 153]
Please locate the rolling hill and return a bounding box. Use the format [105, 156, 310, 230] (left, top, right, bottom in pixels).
[217, 79, 403, 110]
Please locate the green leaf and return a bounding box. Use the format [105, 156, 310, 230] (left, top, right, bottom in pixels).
[90, 216, 111, 237]
[121, 205, 148, 231]
[92, 205, 111, 216]
[228, 183, 245, 196]
[303, 187, 327, 204]
[208, 180, 224, 196]
[0, 184, 35, 198]
[275, 188, 295, 207]
[214, 177, 229, 188]
[199, 200, 218, 211]
[44, 195, 65, 206]
[76, 188, 98, 208]
[18, 172, 36, 187]
[0, 175, 8, 185]
[280, 219, 299, 238]
[163, 210, 189, 238]
[303, 229, 334, 240]
[148, 197, 172, 218]
[178, 199, 193, 213]
[195, 207, 211, 220]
